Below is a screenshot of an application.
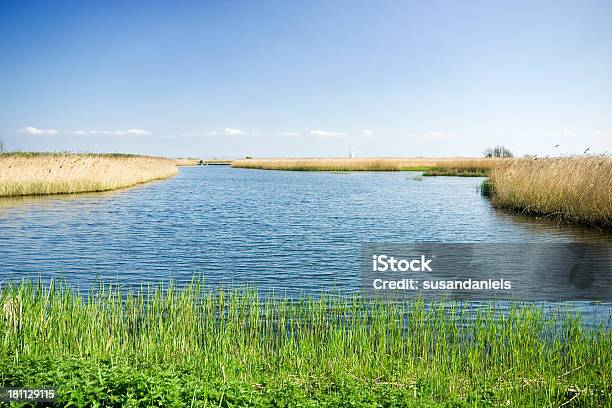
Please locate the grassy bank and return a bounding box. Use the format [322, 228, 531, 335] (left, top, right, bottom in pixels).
[1, 280, 610, 407]
[486, 157, 612, 229]
[231, 158, 499, 175]
[0, 153, 178, 197]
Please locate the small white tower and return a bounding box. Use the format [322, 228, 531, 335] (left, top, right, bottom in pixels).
[348, 148, 355, 159]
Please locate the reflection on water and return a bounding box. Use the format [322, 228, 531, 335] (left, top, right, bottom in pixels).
[489, 207, 611, 242]
[0, 179, 168, 208]
[0, 167, 610, 302]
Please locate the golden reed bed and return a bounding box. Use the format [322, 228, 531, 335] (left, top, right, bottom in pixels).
[0, 153, 177, 197]
[488, 157, 612, 228]
[231, 157, 499, 172]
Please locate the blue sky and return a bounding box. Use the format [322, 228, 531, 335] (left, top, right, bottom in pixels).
[1, 0, 611, 158]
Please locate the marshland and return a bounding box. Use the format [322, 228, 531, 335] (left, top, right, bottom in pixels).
[3, 0, 612, 405]
[2, 153, 609, 229]
[2, 162, 610, 285]
[1, 156, 611, 407]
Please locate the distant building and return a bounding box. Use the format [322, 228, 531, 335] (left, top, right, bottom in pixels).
[348, 149, 355, 159]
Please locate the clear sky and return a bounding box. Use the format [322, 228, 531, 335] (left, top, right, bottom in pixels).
[1, 0, 611, 158]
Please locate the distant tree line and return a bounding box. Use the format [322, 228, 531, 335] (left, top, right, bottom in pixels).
[484, 146, 513, 158]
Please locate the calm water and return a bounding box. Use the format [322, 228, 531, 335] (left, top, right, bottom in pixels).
[1, 166, 611, 302]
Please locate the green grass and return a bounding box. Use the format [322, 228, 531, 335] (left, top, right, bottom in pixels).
[1, 280, 610, 407]
[421, 167, 490, 177]
[480, 179, 495, 197]
[400, 166, 433, 172]
[399, 166, 489, 176]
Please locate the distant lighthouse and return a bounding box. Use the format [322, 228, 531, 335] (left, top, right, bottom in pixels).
[348, 148, 355, 159]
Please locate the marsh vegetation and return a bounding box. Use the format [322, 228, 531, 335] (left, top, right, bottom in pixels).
[231, 157, 500, 175]
[0, 280, 610, 406]
[0, 153, 177, 197]
[486, 157, 612, 229]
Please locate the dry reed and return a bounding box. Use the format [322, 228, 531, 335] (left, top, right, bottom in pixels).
[488, 156, 612, 228]
[0, 153, 178, 197]
[231, 157, 499, 172]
